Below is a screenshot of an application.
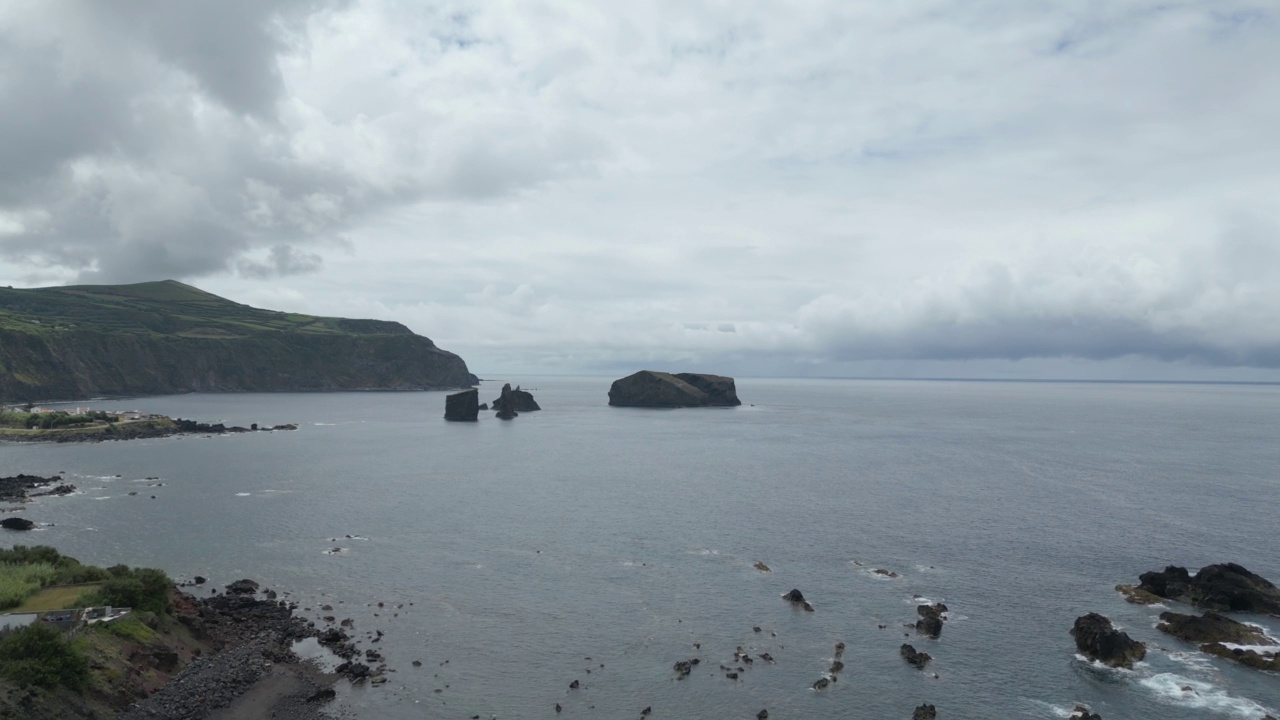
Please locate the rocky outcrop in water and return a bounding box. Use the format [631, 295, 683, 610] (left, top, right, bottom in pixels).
[783, 588, 814, 612]
[913, 704, 937, 720]
[1158, 610, 1270, 645]
[492, 386, 540, 412]
[494, 383, 518, 420]
[1137, 563, 1280, 616]
[0, 474, 64, 500]
[0, 516, 34, 530]
[1157, 610, 1280, 672]
[916, 603, 948, 638]
[444, 388, 479, 422]
[607, 371, 742, 408]
[1070, 613, 1146, 668]
[1069, 706, 1102, 720]
[900, 644, 932, 668]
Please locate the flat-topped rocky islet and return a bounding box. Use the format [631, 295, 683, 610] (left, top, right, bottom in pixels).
[607, 371, 741, 408]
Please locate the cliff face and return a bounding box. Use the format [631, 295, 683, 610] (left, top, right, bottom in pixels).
[0, 281, 476, 402]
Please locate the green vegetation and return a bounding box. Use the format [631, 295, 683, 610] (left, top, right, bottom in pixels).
[91, 615, 156, 643]
[0, 547, 170, 613]
[0, 280, 410, 340]
[0, 409, 112, 430]
[0, 563, 58, 609]
[0, 624, 89, 691]
[12, 584, 104, 613]
[0, 547, 111, 610]
[76, 566, 172, 615]
[0, 279, 473, 403]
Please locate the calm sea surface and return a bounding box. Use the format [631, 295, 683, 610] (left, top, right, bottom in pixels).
[2, 378, 1278, 719]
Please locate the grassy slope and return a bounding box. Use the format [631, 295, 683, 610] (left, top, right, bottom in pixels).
[12, 584, 104, 613]
[0, 280, 411, 340]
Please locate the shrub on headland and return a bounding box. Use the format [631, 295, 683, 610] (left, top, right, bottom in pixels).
[77, 567, 171, 615]
[0, 624, 89, 691]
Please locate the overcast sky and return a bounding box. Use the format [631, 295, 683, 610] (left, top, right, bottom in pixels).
[2, 1, 1278, 379]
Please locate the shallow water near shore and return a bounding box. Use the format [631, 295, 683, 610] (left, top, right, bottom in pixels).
[4, 378, 1279, 718]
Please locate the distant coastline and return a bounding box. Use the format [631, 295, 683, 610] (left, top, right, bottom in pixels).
[0, 407, 296, 444]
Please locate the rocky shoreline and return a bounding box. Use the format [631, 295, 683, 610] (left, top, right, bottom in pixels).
[0, 419, 298, 444]
[118, 582, 341, 720]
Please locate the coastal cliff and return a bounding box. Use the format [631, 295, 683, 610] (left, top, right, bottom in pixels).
[0, 280, 477, 402]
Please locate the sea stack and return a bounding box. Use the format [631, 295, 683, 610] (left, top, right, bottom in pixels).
[444, 388, 480, 422]
[492, 386, 540, 412]
[494, 383, 518, 420]
[607, 371, 741, 408]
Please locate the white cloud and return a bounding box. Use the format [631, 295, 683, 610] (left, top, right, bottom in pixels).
[1, 1, 1278, 377]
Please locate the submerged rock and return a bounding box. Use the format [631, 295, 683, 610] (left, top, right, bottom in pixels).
[1115, 584, 1162, 605]
[1070, 613, 1146, 668]
[1137, 563, 1280, 616]
[444, 388, 479, 422]
[607, 371, 741, 408]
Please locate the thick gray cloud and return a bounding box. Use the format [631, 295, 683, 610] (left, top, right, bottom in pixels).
[1, 1, 1278, 378]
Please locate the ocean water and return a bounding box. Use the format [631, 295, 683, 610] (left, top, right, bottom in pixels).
[2, 378, 1278, 719]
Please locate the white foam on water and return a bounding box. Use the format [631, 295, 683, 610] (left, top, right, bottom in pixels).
[1168, 650, 1215, 672]
[312, 422, 336, 426]
[93, 496, 112, 500]
[1022, 699, 1074, 718]
[913, 564, 940, 573]
[1219, 642, 1280, 654]
[234, 492, 252, 497]
[1138, 673, 1276, 718]
[1240, 622, 1280, 644]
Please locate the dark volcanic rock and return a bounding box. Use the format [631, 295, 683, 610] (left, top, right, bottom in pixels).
[1138, 563, 1280, 616]
[493, 386, 540, 412]
[0, 474, 62, 500]
[0, 516, 34, 531]
[783, 588, 814, 611]
[607, 370, 741, 408]
[494, 383, 518, 420]
[225, 578, 260, 595]
[1157, 610, 1270, 645]
[1069, 706, 1102, 720]
[900, 644, 932, 668]
[1158, 611, 1280, 672]
[916, 603, 948, 638]
[444, 388, 480, 422]
[1070, 613, 1146, 668]
[913, 704, 937, 720]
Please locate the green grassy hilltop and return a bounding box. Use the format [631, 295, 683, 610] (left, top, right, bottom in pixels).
[0, 280, 475, 402]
